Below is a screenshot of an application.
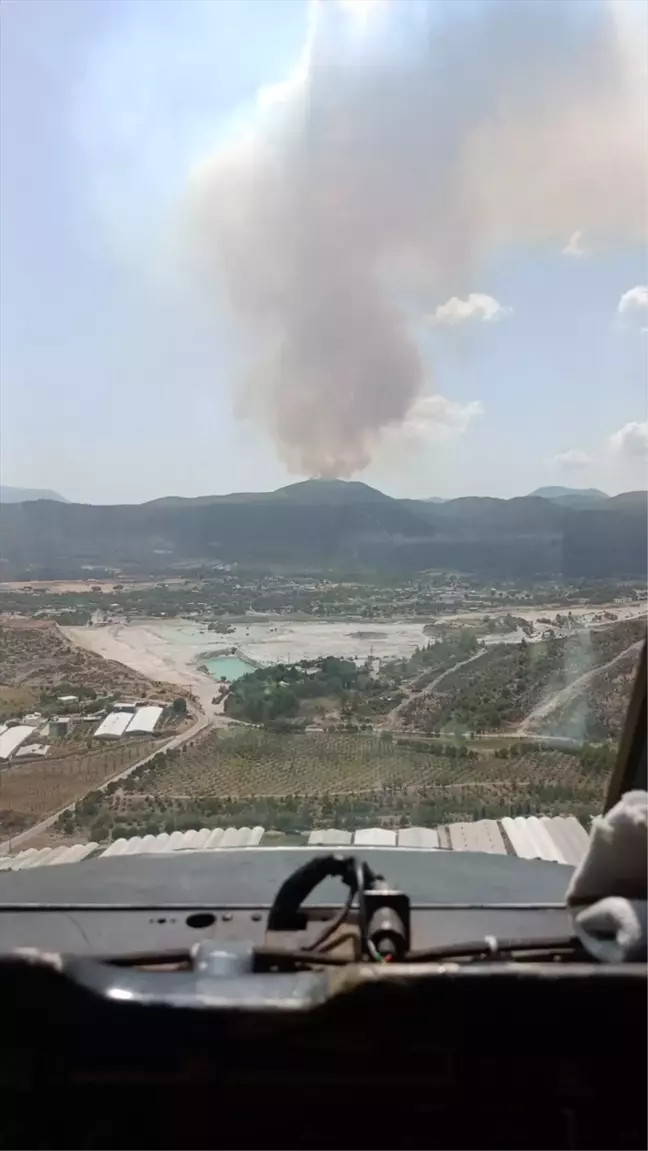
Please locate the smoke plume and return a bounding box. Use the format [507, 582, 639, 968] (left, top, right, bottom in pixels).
[188, 0, 646, 477]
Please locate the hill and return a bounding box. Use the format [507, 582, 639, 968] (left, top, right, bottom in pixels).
[529, 486, 609, 509]
[0, 481, 645, 579]
[0, 486, 68, 504]
[529, 486, 609, 500]
[145, 478, 389, 508]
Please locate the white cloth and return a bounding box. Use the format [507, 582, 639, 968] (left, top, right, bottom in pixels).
[566, 790, 647, 962]
[567, 790, 647, 904]
[573, 896, 647, 963]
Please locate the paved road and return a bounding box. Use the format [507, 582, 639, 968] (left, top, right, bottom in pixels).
[0, 712, 210, 856]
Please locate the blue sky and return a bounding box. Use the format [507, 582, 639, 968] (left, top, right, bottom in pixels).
[1, 0, 646, 504]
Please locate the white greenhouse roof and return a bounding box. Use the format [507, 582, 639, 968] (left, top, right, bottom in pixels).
[126, 705, 163, 734]
[93, 711, 133, 738]
[0, 725, 35, 760]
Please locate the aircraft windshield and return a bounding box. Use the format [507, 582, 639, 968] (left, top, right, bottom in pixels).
[0, 0, 646, 881]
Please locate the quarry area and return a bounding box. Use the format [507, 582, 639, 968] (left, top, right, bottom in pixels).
[62, 604, 647, 701]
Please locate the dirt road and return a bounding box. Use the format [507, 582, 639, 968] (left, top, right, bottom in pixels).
[384, 648, 489, 729]
[517, 640, 643, 735]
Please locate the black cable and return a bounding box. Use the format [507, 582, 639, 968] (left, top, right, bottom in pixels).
[304, 887, 355, 951]
[302, 856, 375, 954]
[318, 930, 359, 957]
[354, 857, 369, 956]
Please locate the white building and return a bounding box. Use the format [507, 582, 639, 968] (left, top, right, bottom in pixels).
[0, 725, 35, 760]
[126, 705, 163, 735]
[93, 712, 133, 739]
[15, 743, 50, 758]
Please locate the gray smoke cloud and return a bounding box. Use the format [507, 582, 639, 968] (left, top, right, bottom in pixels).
[188, 0, 646, 478]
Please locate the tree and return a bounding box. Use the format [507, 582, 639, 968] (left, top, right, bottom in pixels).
[172, 697, 187, 715]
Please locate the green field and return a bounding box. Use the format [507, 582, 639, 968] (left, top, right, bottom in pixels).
[63, 727, 612, 842]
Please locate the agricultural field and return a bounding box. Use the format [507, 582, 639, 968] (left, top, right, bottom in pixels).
[399, 617, 645, 735]
[0, 737, 162, 840]
[61, 727, 613, 843]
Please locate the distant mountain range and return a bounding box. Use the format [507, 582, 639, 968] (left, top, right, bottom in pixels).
[1, 478, 645, 580]
[0, 485, 68, 504]
[426, 487, 611, 508]
[527, 486, 610, 508]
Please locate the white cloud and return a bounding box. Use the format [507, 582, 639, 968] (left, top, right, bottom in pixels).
[396, 395, 484, 443]
[609, 421, 648, 460]
[617, 285, 648, 315]
[431, 294, 511, 326]
[552, 449, 591, 471]
[562, 230, 587, 257]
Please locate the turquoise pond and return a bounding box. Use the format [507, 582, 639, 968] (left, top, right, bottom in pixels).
[204, 656, 256, 682]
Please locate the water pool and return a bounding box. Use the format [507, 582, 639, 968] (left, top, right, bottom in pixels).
[205, 656, 256, 682]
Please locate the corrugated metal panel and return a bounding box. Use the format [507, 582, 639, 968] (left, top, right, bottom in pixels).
[353, 828, 397, 847]
[397, 827, 439, 849]
[0, 842, 99, 869]
[38, 846, 72, 866]
[178, 828, 205, 849]
[166, 830, 188, 851]
[219, 827, 242, 847]
[20, 846, 70, 868]
[558, 816, 589, 864]
[308, 829, 353, 846]
[203, 827, 224, 849]
[526, 816, 566, 863]
[447, 821, 505, 854]
[145, 832, 172, 854]
[542, 817, 575, 864]
[137, 834, 160, 852]
[542, 816, 588, 866]
[448, 823, 475, 852]
[501, 816, 540, 860]
[126, 706, 163, 735]
[121, 836, 144, 855]
[100, 838, 129, 857]
[0, 725, 35, 760]
[94, 712, 132, 739]
[49, 842, 98, 865]
[476, 820, 507, 855]
[14, 847, 57, 869]
[232, 827, 254, 847]
[175, 830, 203, 850]
[0, 816, 591, 869]
[564, 815, 590, 860]
[184, 828, 210, 849]
[3, 848, 40, 869]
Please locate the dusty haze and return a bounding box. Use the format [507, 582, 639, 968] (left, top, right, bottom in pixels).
[188, 0, 646, 478]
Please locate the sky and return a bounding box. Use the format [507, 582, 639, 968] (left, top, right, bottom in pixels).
[0, 0, 646, 504]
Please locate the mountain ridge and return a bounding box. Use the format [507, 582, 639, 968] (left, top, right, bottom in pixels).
[0, 480, 645, 579]
[0, 485, 68, 504]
